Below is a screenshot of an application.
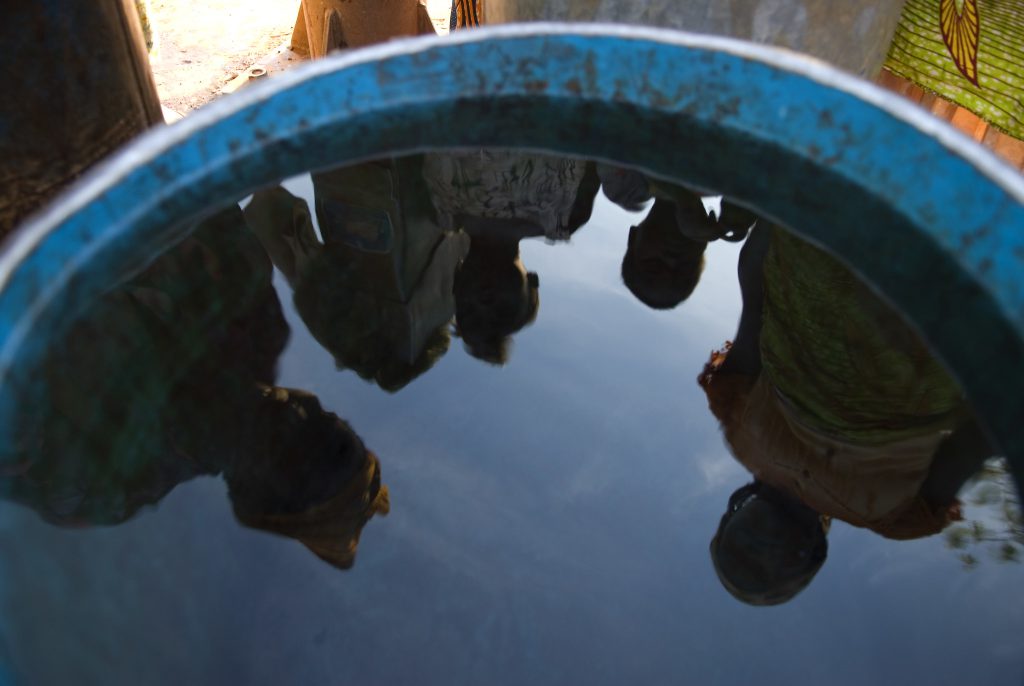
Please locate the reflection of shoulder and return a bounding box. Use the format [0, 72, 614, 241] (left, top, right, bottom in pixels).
[714, 373, 790, 479]
[700, 367, 758, 430]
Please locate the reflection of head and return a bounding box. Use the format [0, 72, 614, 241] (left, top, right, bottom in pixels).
[227, 387, 389, 570]
[596, 164, 652, 211]
[293, 249, 451, 392]
[622, 199, 708, 310]
[454, 245, 539, 365]
[710, 482, 828, 606]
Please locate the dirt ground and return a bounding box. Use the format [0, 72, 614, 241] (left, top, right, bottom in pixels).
[149, 0, 452, 114]
[149, 0, 297, 113]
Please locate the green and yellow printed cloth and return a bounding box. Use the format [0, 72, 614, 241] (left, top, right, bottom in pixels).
[885, 0, 1024, 138]
[135, 0, 157, 56]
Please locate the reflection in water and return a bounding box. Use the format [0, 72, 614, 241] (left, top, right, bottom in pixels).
[5, 152, 1003, 588]
[1, 149, 1021, 683]
[946, 458, 1023, 568]
[600, 165, 755, 310]
[246, 157, 466, 391]
[0, 207, 388, 569]
[699, 224, 995, 604]
[621, 198, 709, 310]
[423, 151, 600, 363]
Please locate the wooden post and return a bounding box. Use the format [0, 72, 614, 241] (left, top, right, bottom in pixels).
[298, 0, 422, 57]
[0, 0, 163, 237]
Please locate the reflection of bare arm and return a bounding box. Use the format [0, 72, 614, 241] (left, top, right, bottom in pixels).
[647, 178, 758, 242]
[920, 418, 995, 507]
[243, 187, 322, 287]
[718, 200, 760, 238]
[719, 224, 772, 376]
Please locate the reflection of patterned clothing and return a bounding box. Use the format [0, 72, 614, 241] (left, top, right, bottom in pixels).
[422, 151, 586, 241]
[705, 373, 960, 540]
[702, 228, 966, 539]
[760, 228, 963, 445]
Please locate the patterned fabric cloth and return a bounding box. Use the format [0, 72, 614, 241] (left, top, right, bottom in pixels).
[885, 0, 1024, 138]
[453, 0, 483, 28]
[135, 0, 157, 56]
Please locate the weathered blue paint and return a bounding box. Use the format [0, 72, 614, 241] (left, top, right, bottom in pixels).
[1, 25, 1023, 488]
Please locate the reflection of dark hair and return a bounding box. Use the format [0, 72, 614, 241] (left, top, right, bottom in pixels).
[226, 387, 389, 570]
[621, 199, 707, 310]
[709, 482, 828, 606]
[292, 251, 450, 393]
[597, 164, 652, 212]
[454, 264, 539, 366]
[226, 389, 367, 516]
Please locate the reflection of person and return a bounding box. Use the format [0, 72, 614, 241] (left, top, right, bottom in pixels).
[621, 198, 708, 310]
[452, 233, 540, 365]
[0, 207, 388, 570]
[227, 386, 390, 570]
[701, 225, 993, 605]
[423, 152, 600, 364]
[245, 156, 468, 391]
[598, 164, 757, 241]
[602, 165, 755, 311]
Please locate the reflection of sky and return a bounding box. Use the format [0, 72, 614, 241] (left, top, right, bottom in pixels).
[1, 190, 1022, 686]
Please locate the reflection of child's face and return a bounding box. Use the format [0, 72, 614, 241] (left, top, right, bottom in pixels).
[631, 223, 698, 276]
[623, 212, 707, 310]
[454, 247, 539, 365]
[457, 254, 531, 324]
[475, 256, 528, 304]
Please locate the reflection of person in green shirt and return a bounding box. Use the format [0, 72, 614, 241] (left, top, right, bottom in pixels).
[0, 207, 389, 570]
[701, 224, 994, 605]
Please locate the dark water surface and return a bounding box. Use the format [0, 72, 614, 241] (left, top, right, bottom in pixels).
[0, 153, 1021, 685]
